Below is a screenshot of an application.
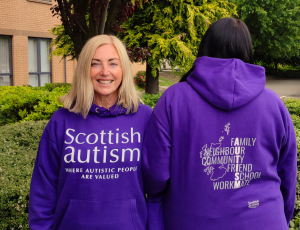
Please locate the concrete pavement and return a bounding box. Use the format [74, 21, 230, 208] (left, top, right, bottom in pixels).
[159, 79, 300, 99]
[266, 80, 300, 99]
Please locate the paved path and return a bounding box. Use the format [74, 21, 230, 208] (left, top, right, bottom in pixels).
[159, 80, 300, 99]
[266, 80, 300, 99]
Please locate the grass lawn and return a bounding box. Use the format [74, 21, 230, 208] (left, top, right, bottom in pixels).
[159, 77, 176, 87]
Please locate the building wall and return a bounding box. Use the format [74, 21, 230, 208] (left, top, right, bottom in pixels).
[0, 0, 70, 85]
[12, 36, 29, 86]
[0, 0, 146, 86]
[131, 62, 146, 77]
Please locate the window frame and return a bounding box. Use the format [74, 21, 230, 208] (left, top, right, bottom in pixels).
[0, 35, 13, 86]
[27, 0, 52, 5]
[28, 37, 52, 87]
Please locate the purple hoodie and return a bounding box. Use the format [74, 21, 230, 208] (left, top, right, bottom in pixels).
[142, 57, 297, 230]
[29, 103, 152, 230]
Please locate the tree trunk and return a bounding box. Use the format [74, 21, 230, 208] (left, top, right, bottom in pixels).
[104, 0, 123, 34]
[99, 0, 109, 35]
[145, 62, 159, 94]
[88, 7, 99, 38]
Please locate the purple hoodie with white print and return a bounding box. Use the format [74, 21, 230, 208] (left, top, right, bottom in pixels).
[29, 103, 152, 230]
[142, 56, 297, 230]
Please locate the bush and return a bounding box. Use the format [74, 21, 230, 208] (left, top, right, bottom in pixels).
[0, 120, 48, 229]
[142, 93, 162, 108]
[0, 83, 70, 126]
[266, 69, 300, 79]
[290, 107, 300, 228]
[291, 114, 300, 130]
[291, 126, 300, 229]
[284, 99, 300, 117]
[134, 71, 146, 89]
[43, 82, 71, 92]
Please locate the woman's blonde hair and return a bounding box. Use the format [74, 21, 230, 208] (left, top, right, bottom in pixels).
[60, 35, 140, 118]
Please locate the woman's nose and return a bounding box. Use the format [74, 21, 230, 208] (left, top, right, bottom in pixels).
[101, 65, 110, 75]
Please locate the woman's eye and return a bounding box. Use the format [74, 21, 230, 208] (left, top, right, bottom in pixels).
[91, 62, 101, 67]
[110, 63, 118, 67]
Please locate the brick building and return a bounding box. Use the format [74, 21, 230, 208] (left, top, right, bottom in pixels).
[0, 0, 145, 86]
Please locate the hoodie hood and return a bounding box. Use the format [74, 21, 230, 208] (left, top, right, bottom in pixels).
[187, 56, 265, 111]
[89, 103, 128, 117]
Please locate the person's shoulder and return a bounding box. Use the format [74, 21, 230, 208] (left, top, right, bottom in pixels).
[50, 107, 71, 120]
[262, 88, 292, 120]
[137, 103, 153, 116]
[164, 81, 191, 94]
[160, 82, 194, 102]
[263, 88, 286, 106]
[47, 108, 82, 128]
[155, 82, 193, 107]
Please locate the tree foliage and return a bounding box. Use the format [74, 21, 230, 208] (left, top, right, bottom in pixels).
[119, 0, 237, 93]
[50, 25, 75, 59]
[120, 0, 237, 77]
[50, 0, 147, 59]
[50, 0, 237, 94]
[231, 0, 300, 69]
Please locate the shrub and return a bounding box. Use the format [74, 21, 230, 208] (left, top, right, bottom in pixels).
[291, 114, 300, 130]
[43, 82, 71, 92]
[0, 120, 48, 229]
[134, 71, 146, 89]
[284, 98, 300, 117]
[142, 93, 162, 108]
[291, 116, 300, 229]
[266, 69, 300, 79]
[0, 84, 70, 126]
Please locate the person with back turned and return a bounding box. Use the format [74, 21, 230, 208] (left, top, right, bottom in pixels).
[142, 17, 297, 230]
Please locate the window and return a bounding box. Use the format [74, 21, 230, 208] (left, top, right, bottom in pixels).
[28, 38, 52, 86]
[0, 36, 13, 86]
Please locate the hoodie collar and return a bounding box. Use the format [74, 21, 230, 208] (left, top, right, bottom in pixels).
[187, 56, 266, 111]
[90, 103, 127, 117]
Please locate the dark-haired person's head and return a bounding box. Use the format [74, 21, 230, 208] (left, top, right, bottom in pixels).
[180, 17, 253, 82]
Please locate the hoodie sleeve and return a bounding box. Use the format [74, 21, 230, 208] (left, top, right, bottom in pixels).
[277, 111, 297, 225]
[142, 95, 171, 230]
[29, 125, 60, 230]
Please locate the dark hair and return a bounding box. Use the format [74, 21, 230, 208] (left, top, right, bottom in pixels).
[180, 17, 253, 82]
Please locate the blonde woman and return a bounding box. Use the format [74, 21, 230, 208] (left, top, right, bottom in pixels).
[29, 35, 152, 230]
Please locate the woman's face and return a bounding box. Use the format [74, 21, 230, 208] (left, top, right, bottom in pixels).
[90, 44, 123, 105]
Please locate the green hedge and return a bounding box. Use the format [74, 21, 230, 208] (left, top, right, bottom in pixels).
[266, 69, 300, 79]
[286, 99, 300, 229]
[0, 83, 70, 126]
[0, 84, 162, 126]
[285, 99, 300, 117]
[0, 120, 48, 229]
[142, 93, 162, 108]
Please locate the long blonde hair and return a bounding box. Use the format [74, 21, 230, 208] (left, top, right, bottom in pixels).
[60, 35, 140, 118]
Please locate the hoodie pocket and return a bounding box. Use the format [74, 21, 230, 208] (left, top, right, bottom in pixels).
[58, 199, 141, 230]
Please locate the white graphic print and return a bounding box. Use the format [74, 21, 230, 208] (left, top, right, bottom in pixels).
[224, 122, 231, 135]
[248, 200, 259, 208]
[219, 136, 224, 142]
[63, 127, 141, 180]
[199, 122, 261, 190]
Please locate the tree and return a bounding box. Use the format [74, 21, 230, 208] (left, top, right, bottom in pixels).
[120, 0, 237, 94]
[50, 0, 146, 59]
[231, 0, 300, 69]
